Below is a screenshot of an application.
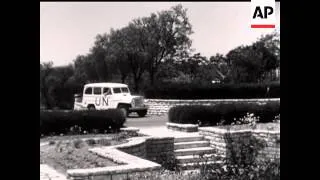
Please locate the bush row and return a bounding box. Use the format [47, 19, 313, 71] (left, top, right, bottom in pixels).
[168, 101, 280, 126]
[40, 109, 126, 136]
[144, 82, 280, 99]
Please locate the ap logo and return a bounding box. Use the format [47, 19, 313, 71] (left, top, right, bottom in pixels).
[251, 0, 276, 28]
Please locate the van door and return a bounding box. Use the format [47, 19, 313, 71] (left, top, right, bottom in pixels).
[83, 87, 94, 108]
[102, 87, 112, 109]
[93, 87, 103, 109]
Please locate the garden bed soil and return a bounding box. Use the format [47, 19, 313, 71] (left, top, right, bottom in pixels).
[40, 132, 145, 143]
[40, 139, 125, 175]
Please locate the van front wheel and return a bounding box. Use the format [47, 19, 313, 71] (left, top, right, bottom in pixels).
[118, 105, 129, 117]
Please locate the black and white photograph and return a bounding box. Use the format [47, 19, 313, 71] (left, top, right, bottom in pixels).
[40, 1, 280, 180]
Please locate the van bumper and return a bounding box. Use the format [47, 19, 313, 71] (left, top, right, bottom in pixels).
[129, 105, 148, 112]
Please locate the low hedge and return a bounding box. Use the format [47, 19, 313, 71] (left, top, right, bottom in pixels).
[168, 101, 280, 126]
[40, 109, 126, 136]
[144, 82, 280, 99]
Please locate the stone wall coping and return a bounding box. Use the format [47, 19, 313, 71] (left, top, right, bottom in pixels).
[120, 127, 140, 132]
[166, 122, 198, 128]
[112, 137, 146, 149]
[145, 98, 280, 102]
[199, 127, 280, 134]
[67, 136, 175, 177]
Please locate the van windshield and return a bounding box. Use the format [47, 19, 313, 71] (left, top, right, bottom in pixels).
[121, 88, 129, 93]
[113, 88, 121, 94]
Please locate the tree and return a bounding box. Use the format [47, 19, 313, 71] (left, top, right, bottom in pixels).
[226, 44, 278, 83]
[258, 30, 280, 62]
[256, 31, 280, 81]
[40, 62, 53, 109]
[209, 53, 229, 82]
[73, 55, 99, 83]
[225, 31, 280, 83]
[90, 34, 114, 82]
[129, 4, 193, 86]
[108, 27, 148, 92]
[48, 65, 75, 109]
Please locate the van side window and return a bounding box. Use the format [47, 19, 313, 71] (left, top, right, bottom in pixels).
[85, 87, 92, 95]
[103, 88, 111, 95]
[113, 88, 121, 94]
[93, 87, 102, 95]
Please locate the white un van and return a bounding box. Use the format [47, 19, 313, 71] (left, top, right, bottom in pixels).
[73, 83, 148, 117]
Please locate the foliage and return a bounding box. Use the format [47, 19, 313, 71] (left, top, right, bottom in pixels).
[144, 82, 280, 99]
[225, 31, 280, 83]
[157, 152, 179, 171]
[231, 113, 260, 128]
[168, 101, 280, 126]
[40, 109, 126, 136]
[195, 135, 280, 180]
[273, 114, 280, 123]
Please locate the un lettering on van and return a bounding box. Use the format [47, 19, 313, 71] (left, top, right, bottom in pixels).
[95, 97, 109, 106]
[251, 0, 276, 28]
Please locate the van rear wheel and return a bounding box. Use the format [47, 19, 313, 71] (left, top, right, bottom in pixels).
[88, 105, 95, 110]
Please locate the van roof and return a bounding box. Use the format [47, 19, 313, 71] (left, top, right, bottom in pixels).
[84, 83, 128, 88]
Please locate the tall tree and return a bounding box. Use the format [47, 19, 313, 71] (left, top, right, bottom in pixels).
[108, 29, 131, 84]
[226, 44, 278, 83]
[225, 31, 280, 83]
[129, 4, 193, 85]
[90, 34, 113, 81]
[40, 62, 53, 109]
[209, 53, 229, 82]
[108, 27, 148, 92]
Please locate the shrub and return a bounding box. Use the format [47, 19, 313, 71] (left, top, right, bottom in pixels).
[157, 152, 179, 171]
[195, 134, 280, 180]
[144, 82, 280, 99]
[73, 139, 85, 149]
[40, 109, 126, 136]
[168, 101, 280, 126]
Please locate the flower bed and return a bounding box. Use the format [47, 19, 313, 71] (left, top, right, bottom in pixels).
[40, 132, 137, 175]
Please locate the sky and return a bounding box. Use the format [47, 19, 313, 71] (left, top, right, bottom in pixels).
[40, 2, 280, 67]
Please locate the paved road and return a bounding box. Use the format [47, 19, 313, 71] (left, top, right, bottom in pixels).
[124, 113, 168, 129]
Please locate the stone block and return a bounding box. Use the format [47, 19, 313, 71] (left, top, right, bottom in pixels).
[90, 175, 111, 180]
[111, 173, 129, 180]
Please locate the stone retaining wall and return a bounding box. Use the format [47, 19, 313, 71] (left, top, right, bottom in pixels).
[199, 127, 280, 162]
[117, 139, 147, 159]
[145, 137, 174, 163]
[166, 122, 198, 132]
[145, 98, 280, 115]
[67, 136, 174, 180]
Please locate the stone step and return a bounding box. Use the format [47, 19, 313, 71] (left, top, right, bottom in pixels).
[174, 147, 215, 156]
[174, 136, 204, 143]
[174, 141, 209, 150]
[178, 160, 223, 170]
[176, 154, 217, 164]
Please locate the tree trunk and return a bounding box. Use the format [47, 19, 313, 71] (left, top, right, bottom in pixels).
[121, 75, 127, 84]
[42, 86, 52, 109]
[149, 67, 155, 86]
[133, 77, 140, 93]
